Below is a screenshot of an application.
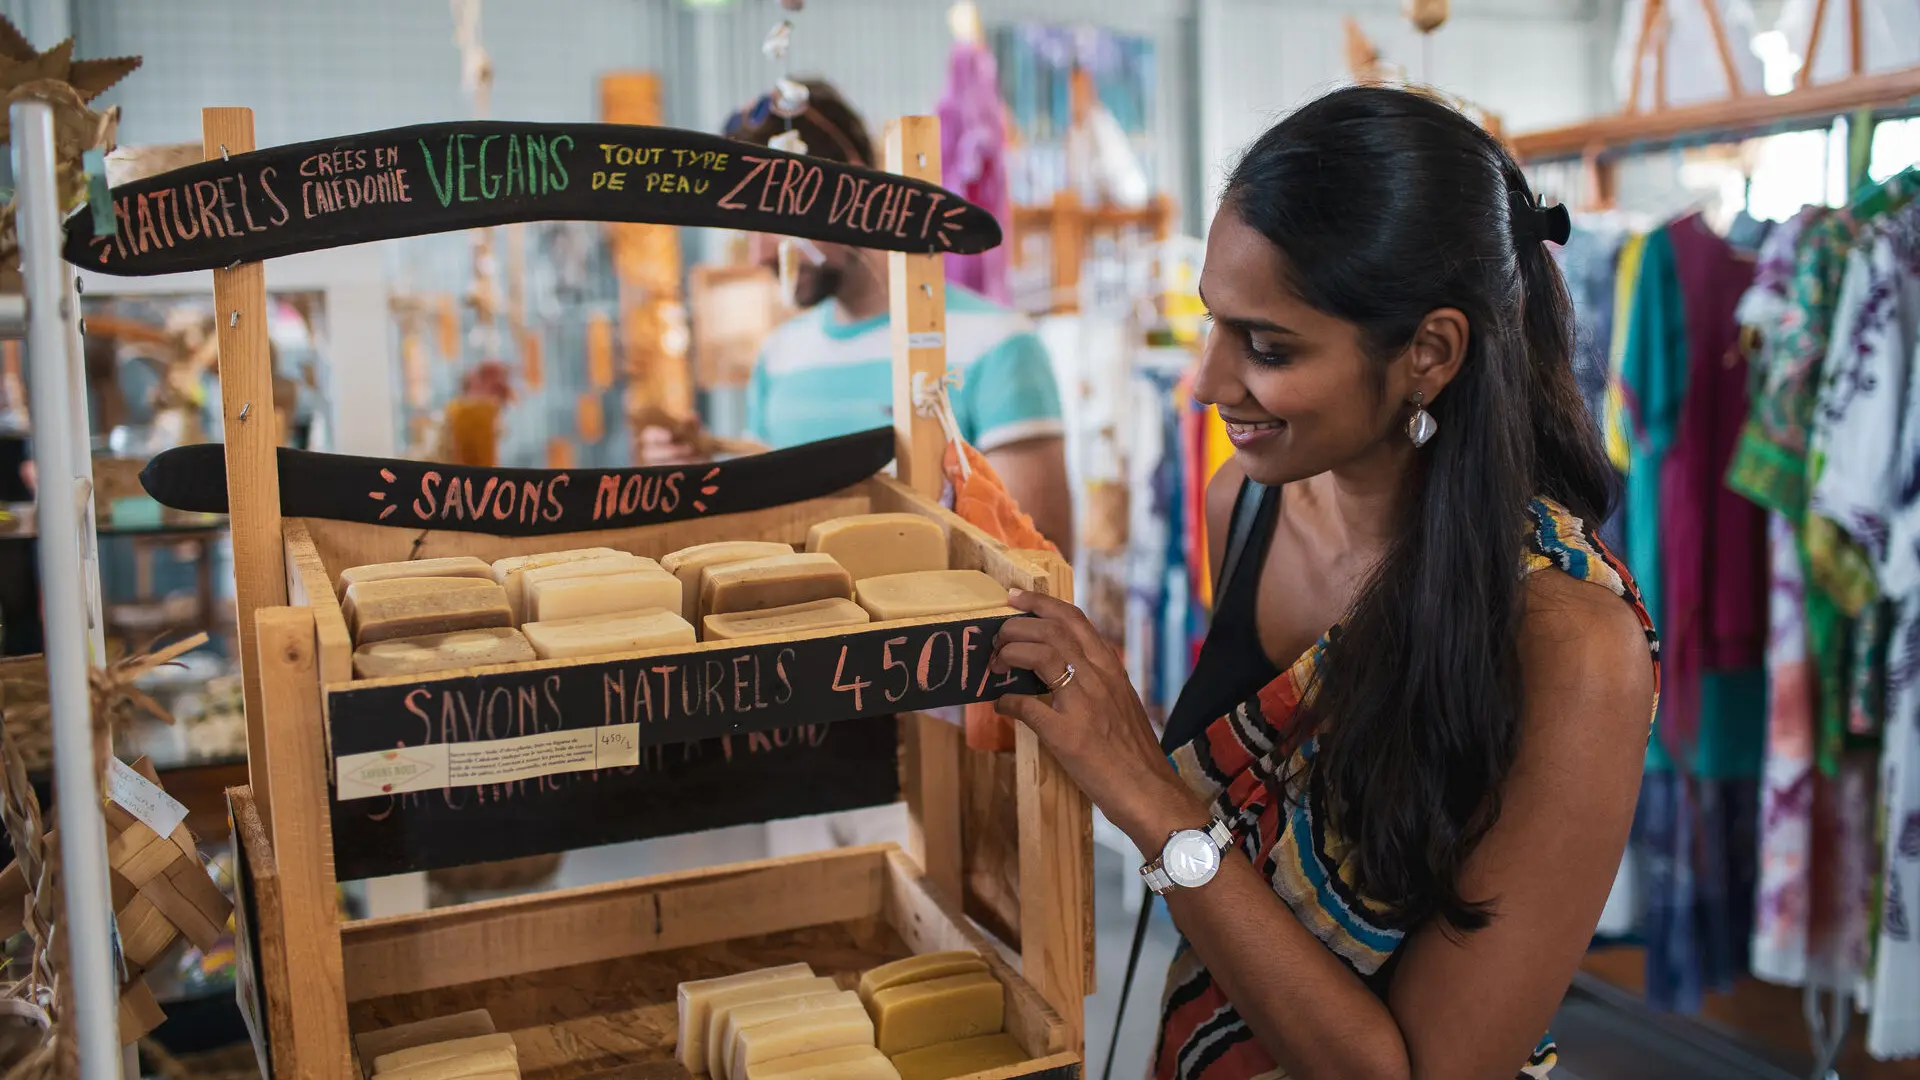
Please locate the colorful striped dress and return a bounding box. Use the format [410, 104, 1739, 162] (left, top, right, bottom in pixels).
[1153, 495, 1661, 1079]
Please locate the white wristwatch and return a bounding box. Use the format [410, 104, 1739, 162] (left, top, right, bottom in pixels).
[1140, 818, 1234, 895]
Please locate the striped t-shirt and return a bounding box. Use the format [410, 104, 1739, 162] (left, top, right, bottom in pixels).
[744, 285, 1064, 451]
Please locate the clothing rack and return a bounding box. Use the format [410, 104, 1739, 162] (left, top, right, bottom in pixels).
[1511, 58, 1920, 1080]
[1511, 66, 1920, 208]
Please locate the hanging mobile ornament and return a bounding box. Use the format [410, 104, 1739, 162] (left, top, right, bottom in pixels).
[769, 128, 811, 306]
[771, 77, 811, 118]
[762, 20, 793, 61]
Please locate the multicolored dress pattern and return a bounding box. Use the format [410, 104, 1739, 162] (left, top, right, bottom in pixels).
[1153, 498, 1661, 1079]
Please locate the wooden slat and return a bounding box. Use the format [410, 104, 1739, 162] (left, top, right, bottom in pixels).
[886, 116, 949, 500]
[284, 519, 352, 686]
[881, 849, 1069, 1059]
[254, 607, 353, 1078]
[1513, 64, 1920, 161]
[206, 108, 290, 828]
[1018, 724, 1094, 1054]
[1801, 0, 1834, 89]
[341, 845, 891, 1001]
[905, 712, 965, 901]
[228, 786, 297, 1080]
[1848, 0, 1863, 77]
[1699, 0, 1743, 97]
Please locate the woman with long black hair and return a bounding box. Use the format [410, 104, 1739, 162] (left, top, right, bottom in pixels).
[990, 85, 1660, 1079]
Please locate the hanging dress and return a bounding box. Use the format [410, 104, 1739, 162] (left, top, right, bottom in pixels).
[1152, 489, 1660, 1079]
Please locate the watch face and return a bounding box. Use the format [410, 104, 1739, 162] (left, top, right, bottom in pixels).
[1163, 829, 1222, 889]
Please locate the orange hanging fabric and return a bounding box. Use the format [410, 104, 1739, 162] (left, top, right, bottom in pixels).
[943, 439, 1058, 751]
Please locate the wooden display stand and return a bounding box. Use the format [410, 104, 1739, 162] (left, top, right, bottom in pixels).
[129, 108, 1092, 1079]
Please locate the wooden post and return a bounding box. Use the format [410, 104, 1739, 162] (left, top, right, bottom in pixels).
[887, 117, 949, 500]
[1016, 554, 1093, 1051]
[1699, 0, 1743, 97]
[1800, 0, 1832, 90]
[906, 714, 965, 901]
[1847, 0, 1863, 76]
[204, 107, 289, 835]
[1626, 0, 1662, 113]
[254, 606, 351, 1079]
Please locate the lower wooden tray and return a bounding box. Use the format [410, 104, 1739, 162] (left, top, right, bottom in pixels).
[231, 788, 1081, 1080]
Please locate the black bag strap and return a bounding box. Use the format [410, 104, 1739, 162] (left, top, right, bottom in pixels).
[1104, 478, 1268, 1080]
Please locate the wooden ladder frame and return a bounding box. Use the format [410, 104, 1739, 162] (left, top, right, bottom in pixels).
[212, 106, 1093, 1078]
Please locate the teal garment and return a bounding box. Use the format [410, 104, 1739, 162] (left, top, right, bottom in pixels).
[1691, 670, 1767, 779]
[1620, 228, 1686, 769]
[744, 285, 1065, 451]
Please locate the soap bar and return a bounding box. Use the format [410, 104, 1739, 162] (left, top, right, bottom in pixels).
[888, 1034, 1027, 1080]
[355, 1011, 496, 1074]
[662, 541, 795, 620]
[514, 553, 661, 627]
[806, 513, 948, 582]
[856, 951, 989, 1007]
[344, 578, 512, 645]
[719, 990, 861, 1080]
[729, 1005, 875, 1080]
[375, 1046, 516, 1080]
[528, 567, 681, 623]
[869, 972, 1003, 1056]
[703, 598, 870, 642]
[853, 571, 1008, 622]
[703, 976, 840, 1076]
[677, 964, 815, 1075]
[373, 1033, 517, 1075]
[491, 547, 624, 622]
[747, 1045, 900, 1080]
[338, 556, 493, 597]
[700, 553, 853, 623]
[521, 609, 694, 660]
[353, 627, 535, 679]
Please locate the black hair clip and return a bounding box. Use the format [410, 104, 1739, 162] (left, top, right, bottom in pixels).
[1510, 193, 1572, 248]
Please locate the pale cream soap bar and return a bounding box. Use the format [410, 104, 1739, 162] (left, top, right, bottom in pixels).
[676, 964, 815, 1075]
[337, 556, 493, 597]
[853, 571, 1008, 622]
[805, 513, 947, 582]
[702, 598, 871, 642]
[521, 609, 694, 660]
[527, 567, 681, 623]
[352, 627, 535, 679]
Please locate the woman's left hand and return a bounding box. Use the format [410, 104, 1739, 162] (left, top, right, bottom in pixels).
[992, 589, 1208, 849]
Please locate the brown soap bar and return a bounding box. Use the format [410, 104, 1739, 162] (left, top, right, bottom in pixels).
[661, 541, 796, 621]
[702, 598, 871, 642]
[337, 556, 494, 597]
[853, 571, 1008, 622]
[344, 577, 512, 645]
[700, 553, 853, 623]
[353, 627, 535, 679]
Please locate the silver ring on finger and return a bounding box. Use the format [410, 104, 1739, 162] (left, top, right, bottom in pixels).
[1044, 663, 1076, 693]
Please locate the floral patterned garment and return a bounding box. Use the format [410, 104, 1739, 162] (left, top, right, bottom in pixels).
[1753, 512, 1817, 987]
[1808, 200, 1920, 1057]
[1153, 498, 1660, 1079]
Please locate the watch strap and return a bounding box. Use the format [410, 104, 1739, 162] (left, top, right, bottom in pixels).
[1139, 816, 1234, 896]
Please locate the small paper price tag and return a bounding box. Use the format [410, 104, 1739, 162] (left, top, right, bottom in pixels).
[907, 332, 945, 351]
[106, 757, 190, 839]
[83, 148, 114, 238]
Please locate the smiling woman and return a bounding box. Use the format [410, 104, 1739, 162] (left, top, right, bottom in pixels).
[986, 85, 1658, 1080]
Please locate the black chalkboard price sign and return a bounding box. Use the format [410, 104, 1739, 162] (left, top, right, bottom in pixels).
[63, 121, 1003, 275]
[324, 613, 1044, 879]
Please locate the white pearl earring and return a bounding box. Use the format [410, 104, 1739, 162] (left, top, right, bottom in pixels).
[1406, 391, 1438, 448]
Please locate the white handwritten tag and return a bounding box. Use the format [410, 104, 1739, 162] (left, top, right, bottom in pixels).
[335, 723, 647, 801]
[908, 332, 945, 351]
[106, 757, 190, 839]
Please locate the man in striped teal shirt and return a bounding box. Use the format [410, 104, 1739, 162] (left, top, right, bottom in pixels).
[725, 80, 1073, 552]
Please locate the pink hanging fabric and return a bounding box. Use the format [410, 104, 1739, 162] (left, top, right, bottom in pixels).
[936, 39, 1012, 304]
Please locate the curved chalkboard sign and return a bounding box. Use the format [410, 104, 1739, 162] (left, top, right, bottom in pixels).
[64, 121, 1002, 275]
[138, 426, 894, 535]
